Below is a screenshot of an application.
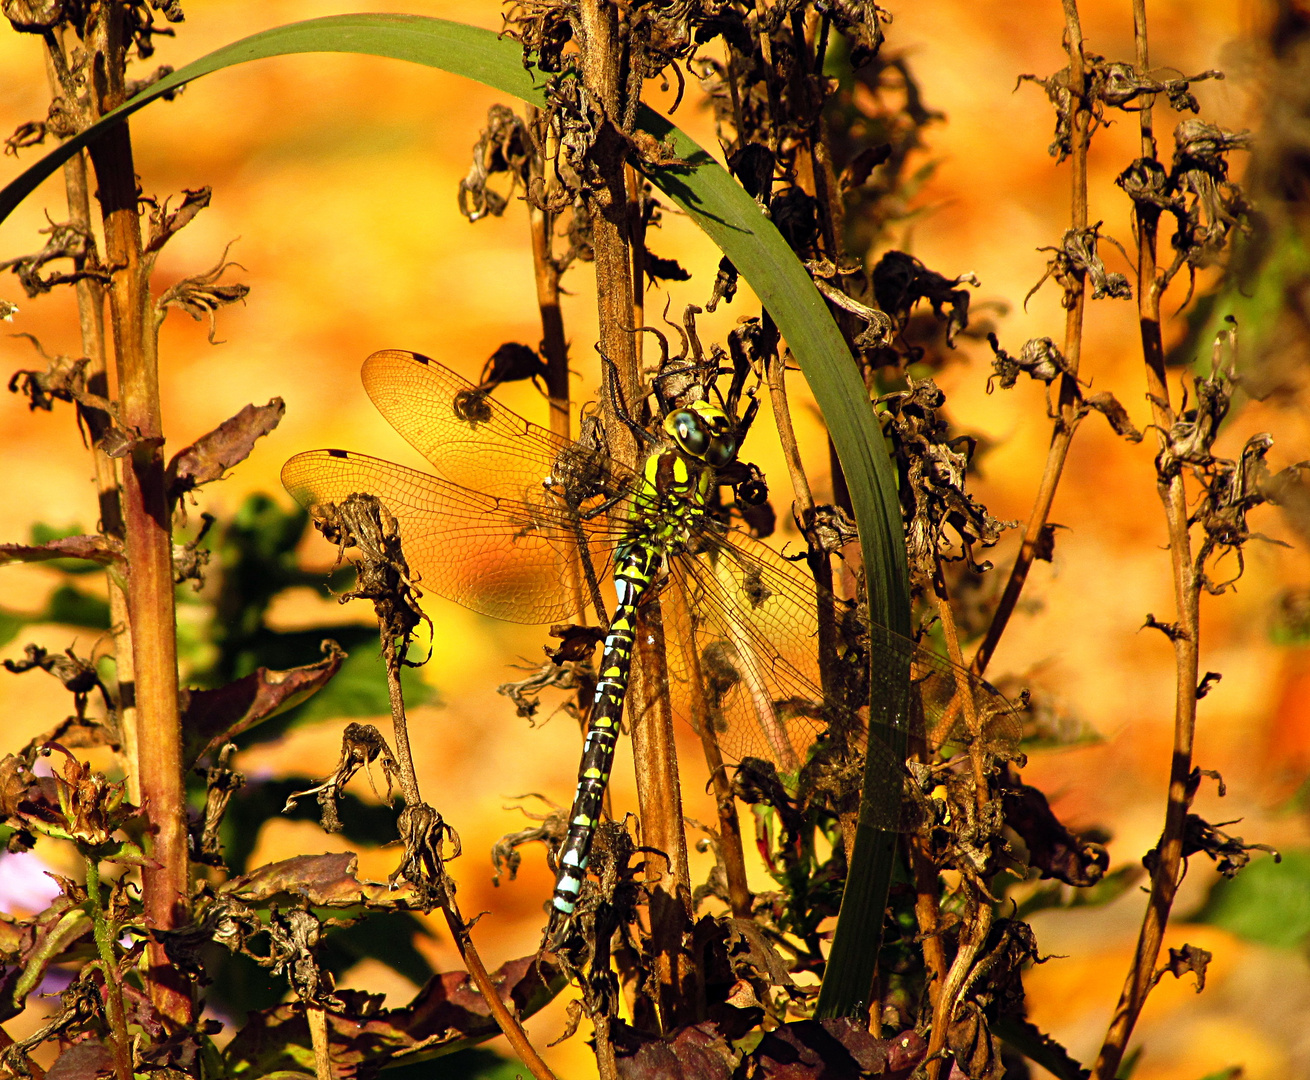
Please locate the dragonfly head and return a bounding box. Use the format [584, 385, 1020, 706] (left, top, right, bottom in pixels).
[665, 400, 737, 468]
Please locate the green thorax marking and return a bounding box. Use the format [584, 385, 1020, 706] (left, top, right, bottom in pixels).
[624, 399, 736, 552]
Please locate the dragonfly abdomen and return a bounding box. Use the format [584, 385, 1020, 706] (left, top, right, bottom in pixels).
[549, 541, 664, 930]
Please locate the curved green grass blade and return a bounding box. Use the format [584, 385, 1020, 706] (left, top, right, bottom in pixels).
[0, 13, 908, 1015]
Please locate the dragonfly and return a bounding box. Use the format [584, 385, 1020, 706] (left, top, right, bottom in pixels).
[281, 349, 1021, 935]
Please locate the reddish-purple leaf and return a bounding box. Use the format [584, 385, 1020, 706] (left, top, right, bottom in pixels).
[182, 642, 344, 766]
[0, 535, 122, 568]
[166, 398, 285, 501]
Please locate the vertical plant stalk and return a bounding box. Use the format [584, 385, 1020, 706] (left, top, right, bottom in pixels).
[382, 636, 421, 808]
[1091, 3, 1200, 1074]
[922, 579, 991, 1078]
[577, 0, 691, 1020]
[526, 105, 571, 444]
[43, 30, 138, 805]
[374, 610, 556, 1080]
[631, 601, 696, 1028]
[306, 1005, 332, 1080]
[675, 586, 752, 920]
[971, 0, 1091, 679]
[83, 3, 190, 1026]
[85, 857, 133, 1080]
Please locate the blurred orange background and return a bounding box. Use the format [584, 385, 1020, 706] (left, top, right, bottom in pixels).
[1, 2, 1308, 1077]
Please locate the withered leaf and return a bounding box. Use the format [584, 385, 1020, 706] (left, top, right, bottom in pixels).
[741, 1019, 925, 1079]
[221, 852, 380, 908]
[1032, 522, 1066, 563]
[947, 1001, 1002, 1080]
[223, 956, 564, 1076]
[1154, 942, 1211, 992]
[155, 246, 250, 343]
[1002, 782, 1109, 887]
[1084, 391, 1143, 442]
[145, 186, 212, 255]
[44, 1038, 114, 1080]
[0, 897, 94, 1021]
[839, 143, 892, 191]
[613, 1021, 737, 1080]
[2, 0, 64, 31]
[1144, 813, 1279, 879]
[166, 398, 285, 503]
[181, 641, 343, 767]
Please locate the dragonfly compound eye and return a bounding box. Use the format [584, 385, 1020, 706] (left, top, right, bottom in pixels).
[705, 436, 736, 469]
[668, 409, 710, 456]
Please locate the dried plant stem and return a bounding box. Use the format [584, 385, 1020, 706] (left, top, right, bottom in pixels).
[0, 1028, 45, 1080]
[85, 858, 132, 1080]
[972, 0, 1090, 679]
[681, 600, 753, 919]
[306, 1005, 332, 1080]
[43, 31, 138, 803]
[84, 4, 190, 1027]
[1091, 4, 1200, 1075]
[920, 577, 991, 1080]
[439, 904, 559, 1080]
[577, 0, 640, 419]
[378, 628, 556, 1080]
[526, 105, 571, 444]
[382, 637, 421, 807]
[909, 838, 948, 1080]
[628, 164, 646, 365]
[631, 600, 696, 1028]
[927, 902, 994, 1080]
[577, 0, 689, 1017]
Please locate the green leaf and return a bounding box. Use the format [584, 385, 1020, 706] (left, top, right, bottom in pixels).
[0, 608, 25, 649]
[45, 583, 111, 630]
[288, 644, 435, 725]
[1193, 848, 1310, 949]
[0, 13, 909, 1016]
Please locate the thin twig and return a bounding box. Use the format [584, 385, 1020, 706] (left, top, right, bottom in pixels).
[43, 29, 136, 802]
[630, 599, 696, 1029]
[381, 635, 421, 808]
[375, 590, 557, 1079]
[909, 833, 948, 1080]
[677, 590, 753, 919]
[440, 903, 559, 1080]
[526, 104, 571, 444]
[1091, 3, 1201, 1074]
[972, 0, 1091, 679]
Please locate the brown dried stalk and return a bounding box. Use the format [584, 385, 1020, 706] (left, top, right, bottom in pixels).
[42, 28, 138, 804]
[334, 494, 558, 1080]
[83, 2, 190, 1027]
[526, 103, 572, 443]
[574, 0, 691, 1021]
[971, 0, 1092, 680]
[1091, 2, 1202, 1074]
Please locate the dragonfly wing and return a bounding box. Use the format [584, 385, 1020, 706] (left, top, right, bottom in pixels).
[665, 529, 1023, 832]
[282, 448, 614, 626]
[361, 350, 624, 505]
[666, 533, 846, 772]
